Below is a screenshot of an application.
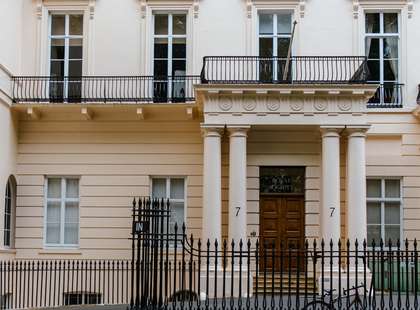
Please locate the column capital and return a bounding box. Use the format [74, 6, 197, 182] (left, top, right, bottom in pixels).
[200, 124, 225, 137]
[320, 126, 345, 137]
[227, 125, 250, 137]
[346, 125, 371, 138]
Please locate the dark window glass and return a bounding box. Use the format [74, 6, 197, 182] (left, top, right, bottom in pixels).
[260, 167, 305, 194]
[173, 15, 186, 35]
[154, 38, 168, 58]
[366, 38, 380, 59]
[69, 15, 83, 35]
[69, 39, 83, 59]
[259, 38, 273, 57]
[50, 39, 65, 59]
[50, 61, 65, 77]
[367, 60, 380, 81]
[172, 60, 186, 76]
[173, 40, 186, 58]
[51, 15, 65, 35]
[154, 60, 168, 77]
[155, 15, 168, 35]
[384, 13, 398, 33]
[68, 60, 82, 77]
[365, 13, 380, 33]
[277, 38, 290, 58]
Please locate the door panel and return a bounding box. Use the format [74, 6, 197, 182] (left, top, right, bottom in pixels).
[260, 195, 305, 271]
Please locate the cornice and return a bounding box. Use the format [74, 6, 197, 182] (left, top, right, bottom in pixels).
[139, 0, 200, 18]
[247, 0, 306, 17]
[353, 0, 414, 19]
[36, 0, 96, 19]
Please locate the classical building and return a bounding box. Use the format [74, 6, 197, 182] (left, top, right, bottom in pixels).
[0, 0, 419, 262]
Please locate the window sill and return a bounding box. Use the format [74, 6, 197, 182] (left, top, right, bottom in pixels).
[39, 249, 82, 255]
[0, 248, 17, 254]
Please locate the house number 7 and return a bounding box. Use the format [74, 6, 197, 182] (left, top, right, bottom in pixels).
[330, 207, 336, 217]
[235, 207, 241, 216]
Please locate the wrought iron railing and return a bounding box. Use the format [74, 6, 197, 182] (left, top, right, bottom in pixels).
[11, 75, 200, 103]
[200, 56, 369, 84]
[368, 83, 404, 108]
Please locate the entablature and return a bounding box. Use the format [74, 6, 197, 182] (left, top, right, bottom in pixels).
[196, 84, 378, 126]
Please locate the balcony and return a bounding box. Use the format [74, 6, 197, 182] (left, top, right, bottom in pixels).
[200, 56, 369, 84]
[367, 83, 403, 108]
[11, 75, 200, 104]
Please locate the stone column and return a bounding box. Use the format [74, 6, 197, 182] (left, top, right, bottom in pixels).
[227, 126, 250, 245]
[346, 125, 370, 243]
[320, 126, 344, 243]
[201, 125, 224, 245]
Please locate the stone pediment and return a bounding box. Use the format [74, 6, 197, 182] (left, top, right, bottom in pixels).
[195, 84, 378, 126]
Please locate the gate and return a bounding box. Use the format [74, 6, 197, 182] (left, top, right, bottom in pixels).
[129, 198, 186, 310]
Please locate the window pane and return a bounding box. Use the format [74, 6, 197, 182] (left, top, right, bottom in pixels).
[259, 38, 273, 57]
[278, 38, 290, 58]
[385, 179, 400, 198]
[173, 38, 186, 58]
[277, 14, 291, 34]
[47, 201, 61, 222]
[51, 15, 65, 36]
[366, 38, 379, 59]
[170, 179, 184, 199]
[50, 39, 65, 59]
[367, 179, 381, 198]
[367, 60, 380, 82]
[367, 202, 381, 224]
[69, 15, 83, 35]
[152, 179, 166, 198]
[172, 60, 186, 76]
[65, 201, 79, 222]
[170, 201, 184, 228]
[385, 202, 400, 224]
[50, 61, 65, 77]
[46, 223, 60, 244]
[154, 60, 168, 77]
[64, 223, 79, 244]
[173, 15, 186, 35]
[154, 38, 168, 58]
[384, 60, 398, 81]
[383, 38, 399, 59]
[367, 225, 381, 244]
[155, 15, 168, 35]
[69, 60, 83, 77]
[385, 225, 400, 242]
[259, 14, 273, 35]
[365, 13, 380, 33]
[48, 179, 62, 199]
[66, 179, 79, 198]
[69, 39, 83, 59]
[384, 13, 398, 33]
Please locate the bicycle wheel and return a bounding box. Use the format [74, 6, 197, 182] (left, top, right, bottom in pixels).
[304, 300, 331, 310]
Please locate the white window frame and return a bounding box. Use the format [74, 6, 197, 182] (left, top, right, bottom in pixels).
[150, 176, 187, 232]
[44, 177, 80, 248]
[364, 11, 401, 99]
[257, 11, 294, 81]
[48, 13, 84, 97]
[367, 177, 403, 246]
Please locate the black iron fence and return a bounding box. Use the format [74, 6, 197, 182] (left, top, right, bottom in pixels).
[0, 198, 419, 309]
[11, 75, 200, 104]
[367, 83, 404, 108]
[200, 56, 369, 84]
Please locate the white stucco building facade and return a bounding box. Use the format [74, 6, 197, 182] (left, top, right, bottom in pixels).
[0, 0, 419, 261]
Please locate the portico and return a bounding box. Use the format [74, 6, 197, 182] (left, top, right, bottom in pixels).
[197, 84, 377, 245]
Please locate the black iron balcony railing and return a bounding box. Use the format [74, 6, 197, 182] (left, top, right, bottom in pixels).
[11, 75, 200, 103]
[367, 83, 403, 108]
[200, 56, 369, 84]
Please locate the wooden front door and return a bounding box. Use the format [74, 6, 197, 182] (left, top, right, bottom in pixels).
[259, 195, 305, 270]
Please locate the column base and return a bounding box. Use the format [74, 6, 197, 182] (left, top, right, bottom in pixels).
[199, 267, 253, 300]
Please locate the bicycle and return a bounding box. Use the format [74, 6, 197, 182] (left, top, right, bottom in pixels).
[304, 282, 373, 309]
